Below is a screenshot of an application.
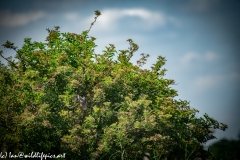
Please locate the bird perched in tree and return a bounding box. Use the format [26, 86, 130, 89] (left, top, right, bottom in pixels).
[74, 95, 87, 110]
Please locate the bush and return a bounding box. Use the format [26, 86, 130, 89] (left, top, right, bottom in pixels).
[0, 10, 227, 159]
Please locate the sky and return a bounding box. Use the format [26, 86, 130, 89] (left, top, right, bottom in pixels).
[0, 0, 240, 147]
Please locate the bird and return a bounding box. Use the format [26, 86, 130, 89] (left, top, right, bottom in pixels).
[74, 95, 87, 110]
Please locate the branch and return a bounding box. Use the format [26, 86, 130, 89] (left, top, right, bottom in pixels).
[0, 51, 18, 69]
[87, 10, 101, 34]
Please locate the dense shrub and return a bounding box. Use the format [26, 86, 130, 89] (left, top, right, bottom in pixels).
[0, 10, 227, 159]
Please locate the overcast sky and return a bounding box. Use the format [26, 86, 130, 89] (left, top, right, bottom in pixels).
[0, 0, 240, 147]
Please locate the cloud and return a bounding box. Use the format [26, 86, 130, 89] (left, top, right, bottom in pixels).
[180, 52, 200, 64]
[0, 10, 46, 27]
[180, 51, 218, 66]
[191, 74, 225, 93]
[167, 32, 178, 39]
[204, 52, 217, 62]
[194, 75, 223, 89]
[184, 0, 220, 12]
[84, 8, 172, 31]
[229, 72, 240, 82]
[192, 71, 240, 93]
[63, 12, 80, 21]
[167, 16, 181, 26]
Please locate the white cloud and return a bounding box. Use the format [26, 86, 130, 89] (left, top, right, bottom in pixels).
[63, 12, 79, 21]
[194, 75, 220, 88]
[0, 10, 46, 27]
[180, 52, 200, 64]
[192, 71, 240, 93]
[121, 9, 166, 28]
[84, 8, 171, 31]
[204, 52, 217, 62]
[192, 75, 225, 93]
[180, 51, 218, 66]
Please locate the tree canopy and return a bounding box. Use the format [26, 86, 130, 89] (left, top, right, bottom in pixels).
[208, 133, 240, 160]
[0, 10, 228, 159]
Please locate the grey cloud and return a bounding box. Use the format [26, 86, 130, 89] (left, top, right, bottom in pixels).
[0, 10, 47, 27]
[183, 0, 220, 12]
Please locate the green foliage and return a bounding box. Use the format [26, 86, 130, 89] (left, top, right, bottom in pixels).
[0, 10, 228, 159]
[208, 135, 240, 160]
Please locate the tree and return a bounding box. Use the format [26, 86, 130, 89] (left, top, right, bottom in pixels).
[208, 133, 240, 160]
[0, 10, 227, 159]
